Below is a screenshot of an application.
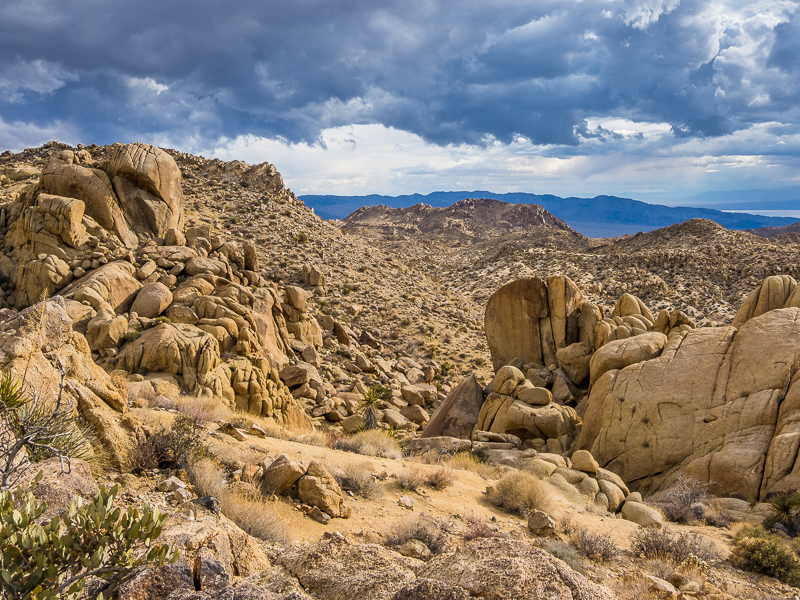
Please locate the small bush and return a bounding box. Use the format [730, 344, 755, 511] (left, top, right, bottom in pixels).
[540, 540, 587, 575]
[125, 330, 141, 342]
[572, 528, 619, 563]
[487, 471, 553, 516]
[629, 527, 717, 564]
[463, 515, 502, 541]
[384, 516, 447, 555]
[425, 466, 456, 490]
[153, 316, 171, 325]
[336, 463, 384, 500]
[396, 467, 426, 492]
[730, 534, 800, 587]
[444, 452, 499, 479]
[133, 414, 211, 471]
[657, 474, 712, 524]
[333, 430, 403, 459]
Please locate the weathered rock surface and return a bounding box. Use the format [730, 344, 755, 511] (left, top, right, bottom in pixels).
[578, 306, 800, 501]
[422, 374, 484, 439]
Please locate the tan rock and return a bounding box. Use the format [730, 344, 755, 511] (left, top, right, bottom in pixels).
[621, 501, 663, 528]
[402, 384, 438, 406]
[556, 342, 592, 385]
[492, 365, 524, 395]
[297, 462, 350, 518]
[571, 450, 599, 474]
[588, 331, 668, 387]
[261, 454, 306, 495]
[107, 142, 184, 237]
[485, 278, 548, 371]
[131, 282, 173, 319]
[516, 386, 552, 406]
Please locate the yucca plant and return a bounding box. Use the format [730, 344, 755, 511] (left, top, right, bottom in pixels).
[768, 492, 800, 533]
[361, 386, 382, 431]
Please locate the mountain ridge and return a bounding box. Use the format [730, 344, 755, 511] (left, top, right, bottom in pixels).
[303, 190, 799, 237]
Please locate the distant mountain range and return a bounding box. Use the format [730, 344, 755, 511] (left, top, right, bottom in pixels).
[301, 191, 800, 238]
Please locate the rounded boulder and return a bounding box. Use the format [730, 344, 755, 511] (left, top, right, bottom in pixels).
[131, 282, 173, 318]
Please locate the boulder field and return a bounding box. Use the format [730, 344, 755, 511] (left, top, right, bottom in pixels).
[429, 274, 800, 503]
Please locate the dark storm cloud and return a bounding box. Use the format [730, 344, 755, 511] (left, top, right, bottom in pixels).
[1, 0, 798, 149]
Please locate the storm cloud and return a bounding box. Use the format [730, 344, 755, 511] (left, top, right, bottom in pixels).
[1, 0, 798, 198]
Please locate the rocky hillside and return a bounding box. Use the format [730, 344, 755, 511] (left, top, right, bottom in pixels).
[5, 142, 800, 599]
[343, 198, 585, 244]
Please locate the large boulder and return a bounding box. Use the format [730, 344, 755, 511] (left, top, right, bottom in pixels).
[578, 307, 800, 502]
[131, 282, 173, 318]
[485, 277, 590, 372]
[0, 298, 134, 468]
[588, 331, 668, 387]
[422, 374, 484, 439]
[732, 274, 800, 328]
[107, 142, 184, 238]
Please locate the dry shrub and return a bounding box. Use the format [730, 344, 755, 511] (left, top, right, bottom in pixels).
[559, 514, 576, 536]
[629, 527, 717, 564]
[487, 471, 554, 515]
[463, 515, 503, 541]
[730, 525, 800, 587]
[331, 430, 403, 459]
[175, 394, 229, 422]
[538, 539, 586, 575]
[384, 516, 447, 555]
[293, 431, 330, 447]
[656, 474, 726, 525]
[609, 576, 665, 600]
[444, 451, 499, 479]
[425, 466, 456, 490]
[335, 463, 384, 500]
[396, 466, 426, 492]
[572, 528, 619, 563]
[186, 458, 292, 544]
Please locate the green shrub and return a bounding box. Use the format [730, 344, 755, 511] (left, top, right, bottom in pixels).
[0, 472, 178, 600]
[124, 330, 141, 342]
[1, 372, 93, 489]
[153, 316, 171, 325]
[361, 387, 382, 431]
[730, 534, 800, 587]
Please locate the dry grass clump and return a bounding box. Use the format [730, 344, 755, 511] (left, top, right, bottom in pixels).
[487, 471, 554, 515]
[292, 431, 330, 447]
[571, 528, 619, 563]
[463, 514, 504, 541]
[396, 466, 426, 492]
[383, 515, 447, 555]
[442, 452, 499, 479]
[186, 458, 292, 544]
[537, 539, 586, 575]
[425, 466, 456, 490]
[175, 394, 229, 422]
[656, 474, 728, 527]
[331, 430, 403, 459]
[335, 463, 384, 500]
[629, 526, 717, 564]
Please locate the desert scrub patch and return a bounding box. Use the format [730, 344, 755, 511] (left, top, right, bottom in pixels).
[331, 430, 403, 459]
[133, 414, 212, 472]
[629, 526, 717, 564]
[383, 515, 448, 555]
[571, 528, 619, 563]
[486, 471, 554, 516]
[335, 463, 384, 500]
[537, 539, 587, 575]
[730, 529, 800, 587]
[187, 458, 292, 544]
[425, 466, 456, 490]
[396, 466, 426, 492]
[443, 451, 499, 479]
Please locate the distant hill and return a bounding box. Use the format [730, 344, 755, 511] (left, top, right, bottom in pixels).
[343, 198, 580, 238]
[302, 191, 799, 237]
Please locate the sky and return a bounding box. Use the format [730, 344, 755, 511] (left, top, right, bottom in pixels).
[1, 0, 799, 202]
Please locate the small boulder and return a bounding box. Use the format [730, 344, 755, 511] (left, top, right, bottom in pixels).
[621, 501, 663, 528]
[527, 509, 556, 536]
[261, 454, 306, 496]
[492, 365, 524, 396]
[570, 450, 599, 475]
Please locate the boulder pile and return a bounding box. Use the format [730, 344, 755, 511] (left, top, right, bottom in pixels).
[441, 273, 800, 503]
[0, 143, 312, 429]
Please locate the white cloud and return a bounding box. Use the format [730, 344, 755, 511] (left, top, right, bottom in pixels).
[204, 121, 800, 199]
[0, 117, 81, 151]
[0, 59, 77, 101]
